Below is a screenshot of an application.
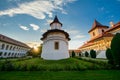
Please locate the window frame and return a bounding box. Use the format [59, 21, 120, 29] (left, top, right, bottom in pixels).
[54, 42, 59, 50]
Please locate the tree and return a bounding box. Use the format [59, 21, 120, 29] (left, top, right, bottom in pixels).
[111, 33, 120, 67]
[106, 48, 114, 65]
[85, 51, 89, 57]
[90, 49, 96, 58]
[27, 44, 42, 57]
[72, 51, 75, 57]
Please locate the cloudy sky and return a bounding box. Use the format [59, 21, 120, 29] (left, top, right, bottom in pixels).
[0, 0, 120, 49]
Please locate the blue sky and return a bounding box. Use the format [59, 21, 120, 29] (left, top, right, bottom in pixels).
[0, 0, 120, 49]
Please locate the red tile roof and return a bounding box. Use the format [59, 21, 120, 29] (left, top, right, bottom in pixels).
[78, 42, 94, 49]
[106, 22, 120, 32]
[88, 32, 114, 42]
[79, 21, 120, 50]
[69, 49, 81, 53]
[79, 32, 114, 49]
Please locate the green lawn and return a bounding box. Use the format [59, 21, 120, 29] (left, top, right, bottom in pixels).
[0, 70, 120, 80]
[0, 58, 109, 71]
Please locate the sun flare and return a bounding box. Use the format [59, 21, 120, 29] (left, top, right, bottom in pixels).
[33, 46, 38, 51]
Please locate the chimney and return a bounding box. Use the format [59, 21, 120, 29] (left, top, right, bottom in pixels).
[110, 21, 114, 27]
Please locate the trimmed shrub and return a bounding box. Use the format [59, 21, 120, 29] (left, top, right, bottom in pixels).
[90, 49, 96, 58]
[72, 51, 75, 57]
[79, 53, 81, 57]
[111, 33, 120, 68]
[1, 60, 14, 71]
[79, 57, 109, 69]
[85, 51, 89, 57]
[0, 58, 110, 71]
[106, 48, 114, 65]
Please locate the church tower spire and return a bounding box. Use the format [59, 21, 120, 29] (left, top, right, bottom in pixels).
[50, 15, 62, 30]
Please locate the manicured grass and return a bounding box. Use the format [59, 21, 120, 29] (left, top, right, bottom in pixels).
[0, 58, 109, 71]
[0, 70, 120, 80]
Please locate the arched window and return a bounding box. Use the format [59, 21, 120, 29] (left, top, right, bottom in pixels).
[8, 52, 11, 56]
[12, 53, 14, 56]
[1, 44, 5, 49]
[54, 42, 59, 50]
[13, 47, 15, 50]
[10, 46, 12, 50]
[6, 45, 9, 50]
[4, 52, 7, 56]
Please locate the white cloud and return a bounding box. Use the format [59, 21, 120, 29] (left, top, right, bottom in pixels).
[8, 0, 20, 2]
[65, 29, 79, 34]
[30, 24, 39, 30]
[73, 35, 85, 39]
[69, 40, 84, 49]
[20, 25, 29, 30]
[65, 29, 86, 49]
[0, 0, 76, 19]
[45, 19, 53, 25]
[26, 42, 41, 48]
[40, 29, 47, 33]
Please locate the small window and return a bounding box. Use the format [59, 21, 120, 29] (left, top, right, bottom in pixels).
[93, 32, 95, 36]
[102, 29, 104, 33]
[0, 52, 3, 56]
[9, 46, 12, 50]
[12, 53, 14, 56]
[1, 44, 5, 49]
[54, 42, 59, 50]
[8, 53, 11, 56]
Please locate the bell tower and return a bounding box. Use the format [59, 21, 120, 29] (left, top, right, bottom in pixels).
[41, 15, 70, 60]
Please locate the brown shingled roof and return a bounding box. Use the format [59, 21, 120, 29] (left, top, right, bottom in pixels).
[88, 20, 109, 33]
[0, 34, 30, 49]
[41, 29, 70, 41]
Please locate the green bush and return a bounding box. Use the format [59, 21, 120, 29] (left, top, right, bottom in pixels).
[85, 51, 89, 57]
[72, 51, 75, 57]
[79, 53, 81, 57]
[111, 33, 120, 68]
[0, 60, 14, 71]
[90, 49, 96, 58]
[106, 48, 114, 65]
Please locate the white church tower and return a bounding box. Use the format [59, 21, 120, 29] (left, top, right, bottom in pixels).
[41, 15, 70, 60]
